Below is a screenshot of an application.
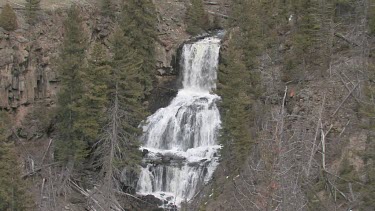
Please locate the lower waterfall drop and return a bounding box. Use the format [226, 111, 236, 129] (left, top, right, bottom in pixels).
[136, 36, 222, 206]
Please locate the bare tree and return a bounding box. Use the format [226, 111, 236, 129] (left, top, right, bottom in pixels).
[93, 83, 127, 211]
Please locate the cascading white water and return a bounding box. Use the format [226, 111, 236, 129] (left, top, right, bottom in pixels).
[137, 36, 222, 206]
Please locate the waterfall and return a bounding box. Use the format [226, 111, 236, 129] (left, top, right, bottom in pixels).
[136, 36, 222, 206]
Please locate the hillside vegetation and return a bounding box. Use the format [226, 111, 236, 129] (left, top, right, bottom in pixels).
[0, 0, 374, 210]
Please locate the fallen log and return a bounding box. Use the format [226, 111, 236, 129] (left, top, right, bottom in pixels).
[334, 32, 359, 47]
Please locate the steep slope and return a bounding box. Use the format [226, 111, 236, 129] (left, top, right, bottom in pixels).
[188, 1, 374, 211]
[2, 1, 373, 211]
[0, 1, 228, 210]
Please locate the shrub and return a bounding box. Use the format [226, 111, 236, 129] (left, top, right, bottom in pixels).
[0, 3, 18, 31]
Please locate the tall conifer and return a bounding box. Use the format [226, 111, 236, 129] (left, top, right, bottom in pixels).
[218, 0, 261, 167]
[120, 0, 157, 95]
[109, 26, 144, 170]
[101, 0, 114, 18]
[93, 27, 144, 201]
[0, 112, 31, 211]
[55, 5, 88, 168]
[25, 0, 40, 25]
[218, 38, 254, 164]
[75, 43, 110, 146]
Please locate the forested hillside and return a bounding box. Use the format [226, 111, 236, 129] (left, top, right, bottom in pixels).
[0, 0, 374, 211]
[191, 0, 375, 210]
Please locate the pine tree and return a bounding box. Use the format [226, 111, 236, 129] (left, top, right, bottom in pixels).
[25, 0, 40, 25]
[211, 15, 222, 30]
[282, 0, 332, 82]
[185, 0, 210, 35]
[218, 38, 254, 165]
[0, 111, 11, 143]
[0, 112, 31, 211]
[0, 3, 18, 31]
[74, 43, 110, 146]
[55, 5, 88, 168]
[120, 0, 157, 95]
[109, 26, 144, 170]
[359, 63, 375, 209]
[217, 0, 262, 168]
[361, 136, 375, 208]
[369, 0, 375, 35]
[93, 27, 144, 205]
[292, 0, 321, 56]
[0, 144, 32, 211]
[101, 0, 114, 18]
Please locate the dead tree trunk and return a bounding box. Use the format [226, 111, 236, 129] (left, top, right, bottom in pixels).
[93, 82, 126, 210]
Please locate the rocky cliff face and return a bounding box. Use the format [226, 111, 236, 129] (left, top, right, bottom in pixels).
[0, 27, 57, 109]
[0, 3, 179, 126]
[0, 0, 226, 113]
[0, 5, 81, 113]
[0, 1, 228, 210]
[0, 0, 228, 127]
[3, 1, 372, 211]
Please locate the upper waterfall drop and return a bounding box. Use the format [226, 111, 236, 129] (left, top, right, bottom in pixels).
[181, 37, 220, 92]
[136, 36, 222, 207]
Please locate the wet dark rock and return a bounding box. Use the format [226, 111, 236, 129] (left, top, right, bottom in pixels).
[120, 168, 139, 193]
[141, 195, 163, 206]
[142, 149, 149, 156]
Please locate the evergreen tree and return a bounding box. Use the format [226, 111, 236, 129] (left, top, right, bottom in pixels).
[0, 3, 18, 31]
[120, 0, 157, 95]
[0, 112, 31, 211]
[359, 63, 375, 209]
[75, 43, 110, 146]
[25, 0, 40, 25]
[101, 0, 114, 18]
[211, 15, 222, 30]
[361, 135, 375, 208]
[55, 5, 88, 168]
[369, 0, 375, 35]
[185, 0, 210, 35]
[218, 0, 262, 167]
[292, 0, 321, 57]
[218, 37, 254, 165]
[109, 26, 144, 170]
[93, 27, 144, 204]
[0, 111, 11, 143]
[275, 0, 332, 81]
[0, 144, 31, 211]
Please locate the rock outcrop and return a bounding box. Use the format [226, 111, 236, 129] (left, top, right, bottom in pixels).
[0, 8, 66, 110]
[0, 1, 228, 210]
